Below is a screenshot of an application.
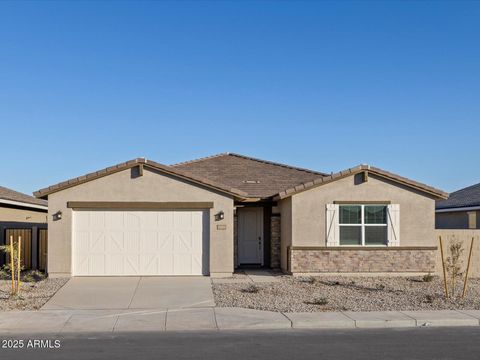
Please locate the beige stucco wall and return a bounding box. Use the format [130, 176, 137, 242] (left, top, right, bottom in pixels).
[435, 229, 480, 278]
[47, 167, 234, 277]
[278, 197, 292, 271]
[436, 211, 480, 229]
[0, 206, 47, 223]
[288, 173, 437, 248]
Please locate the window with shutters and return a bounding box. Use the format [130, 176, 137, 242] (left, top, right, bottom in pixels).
[339, 205, 388, 246]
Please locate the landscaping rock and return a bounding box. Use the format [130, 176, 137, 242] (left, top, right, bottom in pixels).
[212, 276, 480, 313]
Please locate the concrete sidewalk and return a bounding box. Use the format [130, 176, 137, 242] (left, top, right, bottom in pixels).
[1, 308, 480, 334]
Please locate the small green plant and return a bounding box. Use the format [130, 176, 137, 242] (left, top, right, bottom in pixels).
[445, 239, 464, 298]
[424, 294, 434, 304]
[307, 296, 328, 306]
[297, 276, 315, 284]
[240, 284, 259, 293]
[376, 284, 386, 291]
[423, 273, 434, 283]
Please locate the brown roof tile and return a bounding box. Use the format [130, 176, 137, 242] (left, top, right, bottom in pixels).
[172, 153, 327, 198]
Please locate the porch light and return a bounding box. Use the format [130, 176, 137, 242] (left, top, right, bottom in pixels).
[215, 211, 224, 221]
[53, 211, 62, 221]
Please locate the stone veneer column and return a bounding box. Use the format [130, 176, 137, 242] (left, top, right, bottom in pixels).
[270, 215, 281, 269]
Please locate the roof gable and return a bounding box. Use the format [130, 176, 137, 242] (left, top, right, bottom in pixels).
[274, 164, 448, 200]
[172, 153, 326, 198]
[34, 158, 248, 199]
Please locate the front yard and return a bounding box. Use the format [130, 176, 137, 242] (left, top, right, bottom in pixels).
[213, 275, 480, 312]
[0, 271, 68, 311]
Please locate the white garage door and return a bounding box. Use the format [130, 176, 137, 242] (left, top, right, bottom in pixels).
[72, 210, 208, 276]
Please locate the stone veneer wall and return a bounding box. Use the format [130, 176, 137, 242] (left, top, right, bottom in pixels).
[270, 215, 281, 269]
[289, 247, 437, 273]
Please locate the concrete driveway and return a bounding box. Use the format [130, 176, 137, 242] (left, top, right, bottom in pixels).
[42, 277, 214, 310]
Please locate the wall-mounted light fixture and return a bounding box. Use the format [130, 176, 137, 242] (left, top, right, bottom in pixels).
[214, 211, 224, 221]
[53, 211, 62, 221]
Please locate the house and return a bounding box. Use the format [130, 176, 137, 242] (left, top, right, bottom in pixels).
[0, 186, 48, 270]
[436, 182, 480, 229]
[33, 153, 448, 277]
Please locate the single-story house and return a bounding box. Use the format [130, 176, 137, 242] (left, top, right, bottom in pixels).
[34, 153, 448, 277]
[0, 186, 48, 270]
[436, 182, 480, 229]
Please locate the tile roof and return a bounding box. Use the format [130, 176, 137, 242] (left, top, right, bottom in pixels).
[275, 164, 449, 200]
[172, 153, 327, 198]
[436, 182, 480, 210]
[33, 154, 448, 202]
[0, 186, 48, 208]
[34, 158, 249, 199]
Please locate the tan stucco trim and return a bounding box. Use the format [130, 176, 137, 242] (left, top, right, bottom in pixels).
[66, 201, 214, 209]
[289, 246, 438, 251]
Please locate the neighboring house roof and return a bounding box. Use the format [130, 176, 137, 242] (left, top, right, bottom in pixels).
[0, 185, 48, 210]
[172, 153, 326, 198]
[34, 158, 249, 200]
[274, 164, 449, 200]
[436, 182, 480, 211]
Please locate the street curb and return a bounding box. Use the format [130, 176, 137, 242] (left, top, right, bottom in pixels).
[1, 308, 480, 333]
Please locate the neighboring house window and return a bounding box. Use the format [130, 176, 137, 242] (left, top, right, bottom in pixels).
[326, 203, 400, 247]
[339, 205, 387, 245]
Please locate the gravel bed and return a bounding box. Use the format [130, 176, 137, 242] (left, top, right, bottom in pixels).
[213, 275, 480, 313]
[0, 277, 68, 311]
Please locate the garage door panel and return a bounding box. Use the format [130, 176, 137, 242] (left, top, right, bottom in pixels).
[90, 232, 106, 252]
[107, 232, 124, 252]
[157, 212, 174, 229]
[143, 232, 158, 251]
[105, 212, 124, 228]
[124, 232, 140, 252]
[73, 210, 208, 276]
[89, 254, 106, 274]
[90, 212, 106, 229]
[158, 232, 174, 250]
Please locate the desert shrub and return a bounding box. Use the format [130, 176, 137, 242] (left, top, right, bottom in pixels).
[308, 296, 328, 306]
[423, 273, 434, 283]
[424, 294, 434, 304]
[240, 284, 259, 293]
[297, 276, 315, 284]
[22, 270, 46, 283]
[376, 284, 386, 290]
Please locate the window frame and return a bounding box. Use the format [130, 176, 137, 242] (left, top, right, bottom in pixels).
[338, 204, 388, 246]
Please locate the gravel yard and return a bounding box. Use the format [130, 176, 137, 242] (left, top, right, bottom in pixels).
[0, 275, 68, 311]
[213, 275, 480, 313]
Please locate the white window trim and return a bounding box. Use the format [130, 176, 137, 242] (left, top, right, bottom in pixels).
[339, 204, 388, 246]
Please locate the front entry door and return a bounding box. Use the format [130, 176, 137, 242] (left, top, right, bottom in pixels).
[238, 207, 263, 265]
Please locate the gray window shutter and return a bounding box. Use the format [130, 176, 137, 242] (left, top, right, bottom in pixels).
[387, 204, 400, 246]
[326, 204, 339, 246]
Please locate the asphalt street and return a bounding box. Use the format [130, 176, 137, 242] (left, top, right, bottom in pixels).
[1, 327, 480, 360]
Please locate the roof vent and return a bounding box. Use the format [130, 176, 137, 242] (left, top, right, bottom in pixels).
[243, 180, 260, 184]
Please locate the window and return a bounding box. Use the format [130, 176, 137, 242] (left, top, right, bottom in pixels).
[339, 205, 388, 246]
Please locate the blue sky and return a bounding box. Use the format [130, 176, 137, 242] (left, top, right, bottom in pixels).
[1, 1, 479, 195]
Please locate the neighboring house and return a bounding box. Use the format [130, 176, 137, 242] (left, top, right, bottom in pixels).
[436, 182, 480, 229]
[34, 153, 448, 277]
[0, 186, 48, 270]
